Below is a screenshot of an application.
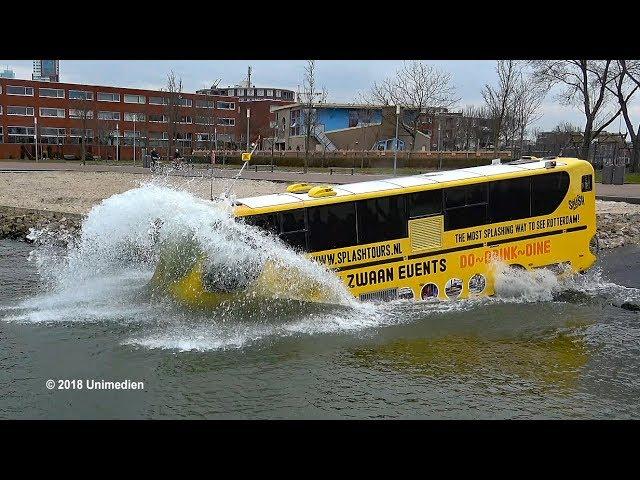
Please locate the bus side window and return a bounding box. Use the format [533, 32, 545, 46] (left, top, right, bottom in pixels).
[408, 189, 442, 218]
[531, 172, 570, 216]
[444, 183, 488, 231]
[308, 202, 357, 252]
[489, 177, 531, 223]
[357, 195, 407, 244]
[279, 208, 308, 252]
[242, 213, 278, 234]
[280, 209, 305, 232]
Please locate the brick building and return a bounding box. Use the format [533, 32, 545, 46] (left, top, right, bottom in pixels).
[197, 82, 296, 149]
[0, 78, 243, 160]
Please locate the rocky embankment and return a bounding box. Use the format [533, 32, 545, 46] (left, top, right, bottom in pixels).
[596, 201, 640, 250]
[0, 205, 82, 243]
[0, 201, 638, 250]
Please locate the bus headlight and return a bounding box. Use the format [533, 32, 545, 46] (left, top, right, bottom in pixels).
[589, 235, 600, 255]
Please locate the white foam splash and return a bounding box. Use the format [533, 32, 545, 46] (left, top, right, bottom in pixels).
[8, 182, 389, 350]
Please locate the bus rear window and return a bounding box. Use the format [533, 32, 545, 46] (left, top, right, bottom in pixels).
[531, 172, 570, 216]
[308, 202, 357, 252]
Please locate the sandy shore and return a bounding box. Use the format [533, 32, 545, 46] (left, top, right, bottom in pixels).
[1, 170, 638, 249]
[0, 171, 284, 215]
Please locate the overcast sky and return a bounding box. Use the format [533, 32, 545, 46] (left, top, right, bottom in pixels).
[1, 60, 633, 134]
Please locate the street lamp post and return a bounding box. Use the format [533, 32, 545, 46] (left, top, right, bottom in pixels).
[34, 117, 39, 163]
[246, 108, 251, 150]
[393, 104, 400, 175]
[272, 120, 277, 168]
[116, 123, 119, 162]
[133, 114, 136, 166]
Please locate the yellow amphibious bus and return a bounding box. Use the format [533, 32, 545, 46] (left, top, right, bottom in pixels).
[156, 157, 597, 304]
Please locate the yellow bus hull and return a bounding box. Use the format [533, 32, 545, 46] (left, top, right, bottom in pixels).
[152, 157, 597, 306]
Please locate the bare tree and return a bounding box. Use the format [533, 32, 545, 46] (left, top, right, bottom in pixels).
[482, 60, 519, 153]
[367, 61, 459, 151]
[530, 60, 621, 161]
[299, 60, 327, 173]
[196, 97, 217, 157]
[511, 69, 546, 156]
[456, 105, 493, 150]
[607, 60, 640, 171]
[164, 70, 183, 159]
[70, 96, 94, 164]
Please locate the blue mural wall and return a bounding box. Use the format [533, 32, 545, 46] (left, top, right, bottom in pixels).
[314, 107, 383, 132]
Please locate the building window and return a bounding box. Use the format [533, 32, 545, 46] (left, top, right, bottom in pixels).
[7, 106, 35, 116]
[7, 126, 36, 143]
[149, 114, 168, 123]
[70, 128, 93, 137]
[218, 118, 235, 126]
[39, 88, 65, 98]
[195, 116, 214, 125]
[39, 108, 66, 118]
[148, 131, 169, 147]
[69, 109, 94, 119]
[97, 92, 120, 102]
[149, 96, 168, 105]
[247, 89, 254, 97]
[0, 106, 2, 115]
[68, 129, 93, 144]
[217, 101, 235, 110]
[178, 115, 192, 124]
[256, 89, 264, 97]
[267, 89, 273, 97]
[196, 99, 215, 109]
[98, 111, 121, 121]
[124, 94, 146, 104]
[177, 98, 192, 107]
[39, 127, 66, 144]
[6, 85, 34, 96]
[176, 132, 192, 146]
[69, 90, 93, 101]
[124, 112, 146, 122]
[0, 126, 3, 144]
[123, 130, 144, 146]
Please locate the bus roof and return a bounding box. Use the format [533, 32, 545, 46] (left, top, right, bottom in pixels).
[235, 158, 580, 211]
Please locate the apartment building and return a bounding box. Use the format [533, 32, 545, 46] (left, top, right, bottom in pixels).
[0, 78, 241, 160]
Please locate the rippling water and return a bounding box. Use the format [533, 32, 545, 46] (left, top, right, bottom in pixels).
[1, 184, 639, 419]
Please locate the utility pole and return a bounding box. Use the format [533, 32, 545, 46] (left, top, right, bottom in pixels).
[394, 104, 400, 175]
